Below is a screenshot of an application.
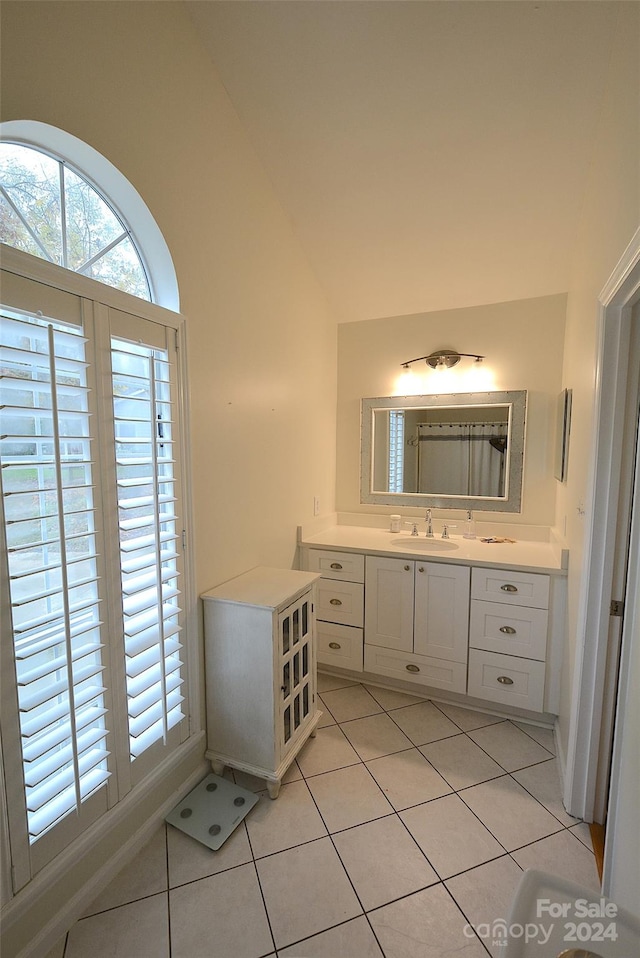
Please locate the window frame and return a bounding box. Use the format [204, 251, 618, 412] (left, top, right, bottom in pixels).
[0, 121, 179, 313]
[0, 243, 197, 891]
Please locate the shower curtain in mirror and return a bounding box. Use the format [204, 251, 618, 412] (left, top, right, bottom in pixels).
[416, 422, 507, 497]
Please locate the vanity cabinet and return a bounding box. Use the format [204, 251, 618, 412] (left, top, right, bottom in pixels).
[364, 555, 469, 693]
[202, 567, 321, 799]
[305, 550, 365, 672]
[300, 538, 564, 716]
[467, 568, 549, 712]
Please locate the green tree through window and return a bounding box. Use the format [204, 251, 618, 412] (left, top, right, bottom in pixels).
[0, 143, 150, 300]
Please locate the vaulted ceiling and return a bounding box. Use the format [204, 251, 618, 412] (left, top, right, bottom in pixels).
[189, 1, 621, 322]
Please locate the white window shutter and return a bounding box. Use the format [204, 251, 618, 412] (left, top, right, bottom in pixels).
[0, 308, 110, 847]
[110, 336, 185, 765]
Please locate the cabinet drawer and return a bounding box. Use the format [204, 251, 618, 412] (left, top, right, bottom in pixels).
[317, 622, 363, 672]
[364, 645, 467, 694]
[467, 649, 545, 712]
[317, 579, 364, 627]
[305, 549, 365, 582]
[471, 568, 549, 609]
[470, 600, 548, 661]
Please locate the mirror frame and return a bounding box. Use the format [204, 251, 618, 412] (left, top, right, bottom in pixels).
[360, 390, 527, 513]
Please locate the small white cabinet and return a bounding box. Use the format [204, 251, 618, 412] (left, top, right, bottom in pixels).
[364, 555, 469, 693]
[202, 567, 321, 798]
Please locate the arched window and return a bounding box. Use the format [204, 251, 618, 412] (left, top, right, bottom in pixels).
[0, 121, 179, 310]
[0, 123, 191, 891]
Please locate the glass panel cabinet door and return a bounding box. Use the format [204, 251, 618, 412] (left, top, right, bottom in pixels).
[278, 593, 314, 756]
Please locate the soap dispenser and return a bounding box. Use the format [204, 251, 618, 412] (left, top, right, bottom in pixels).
[463, 509, 476, 539]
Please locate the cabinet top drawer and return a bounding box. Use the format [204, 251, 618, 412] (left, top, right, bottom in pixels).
[305, 549, 365, 582]
[471, 567, 549, 609]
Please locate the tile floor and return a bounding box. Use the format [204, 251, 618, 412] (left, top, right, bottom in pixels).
[52, 675, 599, 958]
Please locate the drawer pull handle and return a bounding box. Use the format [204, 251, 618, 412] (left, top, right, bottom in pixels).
[497, 675, 514, 685]
[406, 664, 420, 673]
[330, 562, 343, 570]
[418, 567, 425, 573]
[404, 565, 411, 572]
[328, 642, 342, 650]
[500, 584, 518, 593]
[329, 598, 343, 606]
[499, 626, 517, 635]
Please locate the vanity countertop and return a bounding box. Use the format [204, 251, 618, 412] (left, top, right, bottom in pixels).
[299, 523, 567, 575]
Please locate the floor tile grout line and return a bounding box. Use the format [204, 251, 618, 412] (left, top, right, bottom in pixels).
[509, 766, 587, 830]
[440, 878, 495, 958]
[512, 718, 557, 752]
[164, 823, 173, 958]
[294, 720, 528, 914]
[461, 725, 555, 776]
[73, 886, 170, 921]
[249, 856, 279, 958]
[296, 741, 459, 955]
[430, 696, 508, 734]
[453, 774, 570, 856]
[377, 698, 464, 749]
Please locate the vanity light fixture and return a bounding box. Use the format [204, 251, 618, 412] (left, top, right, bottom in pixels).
[401, 349, 485, 371]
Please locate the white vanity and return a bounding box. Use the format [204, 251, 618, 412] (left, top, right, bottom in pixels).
[300, 521, 567, 720]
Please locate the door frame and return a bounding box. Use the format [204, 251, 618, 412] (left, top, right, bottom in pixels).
[564, 227, 640, 823]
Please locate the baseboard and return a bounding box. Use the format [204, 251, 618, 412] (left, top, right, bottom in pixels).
[3, 732, 207, 958]
[554, 716, 567, 791]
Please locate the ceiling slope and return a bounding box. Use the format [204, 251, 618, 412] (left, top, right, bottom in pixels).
[189, 1, 620, 322]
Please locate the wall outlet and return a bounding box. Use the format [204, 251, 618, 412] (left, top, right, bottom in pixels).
[313, 496, 320, 516]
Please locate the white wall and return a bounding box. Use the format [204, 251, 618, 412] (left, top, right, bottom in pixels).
[555, 1, 639, 768]
[0, 0, 338, 596]
[337, 294, 567, 526]
[0, 2, 338, 952]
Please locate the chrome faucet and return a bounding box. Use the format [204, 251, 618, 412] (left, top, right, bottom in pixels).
[441, 522, 450, 539]
[425, 509, 434, 538]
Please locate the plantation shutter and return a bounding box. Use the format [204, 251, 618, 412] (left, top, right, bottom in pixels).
[109, 316, 186, 778]
[1, 260, 191, 891]
[0, 297, 111, 874]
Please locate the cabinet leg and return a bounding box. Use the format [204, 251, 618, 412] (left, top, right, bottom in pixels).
[211, 759, 225, 776]
[309, 725, 318, 738]
[266, 780, 281, 800]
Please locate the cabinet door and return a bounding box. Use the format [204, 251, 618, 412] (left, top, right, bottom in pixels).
[413, 562, 470, 663]
[278, 592, 315, 760]
[365, 556, 414, 652]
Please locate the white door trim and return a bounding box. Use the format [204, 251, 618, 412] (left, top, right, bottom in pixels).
[564, 227, 640, 821]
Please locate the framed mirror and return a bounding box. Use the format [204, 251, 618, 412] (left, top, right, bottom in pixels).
[361, 390, 527, 513]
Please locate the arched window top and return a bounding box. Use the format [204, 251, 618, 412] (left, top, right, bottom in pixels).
[0, 121, 179, 311]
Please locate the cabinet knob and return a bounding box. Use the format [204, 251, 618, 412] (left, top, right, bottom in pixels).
[328, 642, 341, 650]
[406, 664, 420, 673]
[499, 625, 517, 635]
[497, 675, 514, 685]
[330, 562, 343, 570]
[418, 566, 425, 573]
[329, 598, 342, 606]
[500, 584, 518, 593]
[404, 565, 411, 572]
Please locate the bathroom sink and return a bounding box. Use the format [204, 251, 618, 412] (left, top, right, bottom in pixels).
[389, 536, 459, 552]
[504, 869, 640, 958]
